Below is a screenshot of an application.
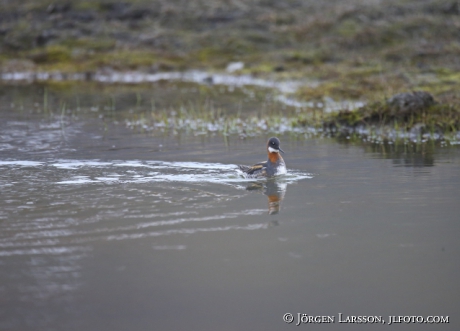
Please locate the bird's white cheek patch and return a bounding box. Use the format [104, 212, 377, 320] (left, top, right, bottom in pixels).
[268, 146, 278, 153]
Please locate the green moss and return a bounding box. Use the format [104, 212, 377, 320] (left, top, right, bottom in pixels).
[283, 49, 334, 66]
[336, 19, 361, 38]
[297, 79, 375, 101]
[61, 38, 116, 52]
[246, 63, 275, 74]
[324, 94, 460, 133]
[30, 45, 72, 64]
[86, 50, 183, 70]
[436, 70, 460, 85]
[73, 1, 102, 11]
[196, 47, 227, 63]
[294, 63, 417, 102]
[334, 110, 364, 126]
[19, 0, 50, 11]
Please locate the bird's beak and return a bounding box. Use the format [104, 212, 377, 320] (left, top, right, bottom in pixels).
[279, 148, 285, 154]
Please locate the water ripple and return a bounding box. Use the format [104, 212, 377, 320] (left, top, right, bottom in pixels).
[0, 156, 311, 305]
[1, 159, 312, 185]
[105, 223, 269, 241]
[0, 158, 312, 256]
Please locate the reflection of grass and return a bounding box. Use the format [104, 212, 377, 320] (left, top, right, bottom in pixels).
[336, 133, 442, 167]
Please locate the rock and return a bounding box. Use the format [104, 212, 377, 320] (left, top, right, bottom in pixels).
[1, 59, 36, 71]
[226, 61, 244, 72]
[203, 76, 214, 84]
[443, 1, 460, 15]
[67, 11, 96, 22]
[387, 91, 436, 115]
[36, 30, 58, 47]
[0, 27, 9, 36]
[47, 3, 71, 14]
[104, 3, 151, 20]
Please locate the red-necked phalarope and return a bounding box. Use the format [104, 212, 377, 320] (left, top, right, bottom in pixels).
[238, 137, 287, 178]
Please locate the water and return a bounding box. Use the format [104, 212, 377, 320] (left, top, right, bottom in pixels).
[1, 84, 459, 331]
[0, 70, 364, 112]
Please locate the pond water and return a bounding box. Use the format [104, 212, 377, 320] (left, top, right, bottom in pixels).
[0, 83, 459, 331]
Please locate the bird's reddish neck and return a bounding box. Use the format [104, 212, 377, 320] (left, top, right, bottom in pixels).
[268, 151, 280, 163]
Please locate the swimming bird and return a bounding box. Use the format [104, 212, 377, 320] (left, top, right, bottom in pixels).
[238, 137, 287, 178]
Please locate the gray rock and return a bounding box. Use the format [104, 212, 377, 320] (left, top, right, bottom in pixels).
[387, 91, 436, 115]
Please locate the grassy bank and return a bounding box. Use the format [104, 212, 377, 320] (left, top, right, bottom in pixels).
[1, 0, 459, 134]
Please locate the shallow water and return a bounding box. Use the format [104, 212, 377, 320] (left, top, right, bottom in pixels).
[1, 70, 364, 112]
[1, 84, 459, 331]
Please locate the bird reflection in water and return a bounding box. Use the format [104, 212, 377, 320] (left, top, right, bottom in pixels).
[245, 179, 287, 215]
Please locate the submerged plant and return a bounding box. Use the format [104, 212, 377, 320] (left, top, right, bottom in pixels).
[124, 98, 326, 139]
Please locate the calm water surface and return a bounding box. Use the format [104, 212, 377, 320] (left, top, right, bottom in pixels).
[0, 84, 459, 331]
